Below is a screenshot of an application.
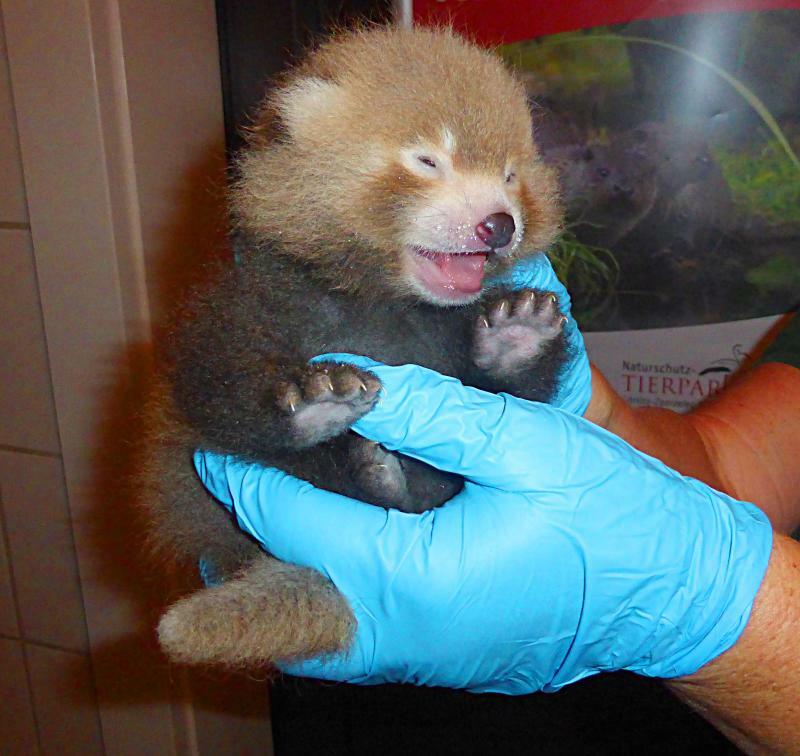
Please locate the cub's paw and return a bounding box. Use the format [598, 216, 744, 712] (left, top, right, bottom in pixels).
[349, 438, 411, 510]
[473, 289, 567, 376]
[276, 362, 381, 447]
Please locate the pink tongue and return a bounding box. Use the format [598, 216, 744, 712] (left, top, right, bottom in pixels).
[434, 253, 487, 293]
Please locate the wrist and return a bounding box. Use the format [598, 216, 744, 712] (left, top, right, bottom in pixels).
[625, 494, 772, 681]
[668, 534, 800, 753]
[548, 486, 772, 688]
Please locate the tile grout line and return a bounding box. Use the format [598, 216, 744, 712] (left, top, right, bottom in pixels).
[0, 479, 43, 754]
[0, 482, 23, 643]
[0, 631, 90, 656]
[19, 642, 44, 755]
[0, 444, 61, 459]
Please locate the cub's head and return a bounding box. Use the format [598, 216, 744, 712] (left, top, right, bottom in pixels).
[233, 26, 561, 305]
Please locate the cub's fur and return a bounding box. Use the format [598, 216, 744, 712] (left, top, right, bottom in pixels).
[142, 26, 568, 668]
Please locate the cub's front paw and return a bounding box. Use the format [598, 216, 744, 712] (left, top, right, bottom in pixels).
[473, 289, 567, 376]
[276, 362, 381, 447]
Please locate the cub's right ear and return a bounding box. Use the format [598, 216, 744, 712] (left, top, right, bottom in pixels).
[274, 77, 344, 141]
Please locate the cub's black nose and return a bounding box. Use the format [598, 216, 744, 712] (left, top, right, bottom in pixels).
[476, 212, 515, 249]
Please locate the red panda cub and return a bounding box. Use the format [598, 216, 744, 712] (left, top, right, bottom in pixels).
[144, 25, 566, 668]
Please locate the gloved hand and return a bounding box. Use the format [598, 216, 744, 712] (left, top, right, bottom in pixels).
[193, 357, 772, 693]
[492, 253, 591, 415]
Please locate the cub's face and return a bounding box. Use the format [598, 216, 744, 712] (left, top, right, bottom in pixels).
[233, 28, 561, 305]
[391, 128, 545, 305]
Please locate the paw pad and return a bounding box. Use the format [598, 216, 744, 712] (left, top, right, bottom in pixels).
[276, 363, 381, 447]
[473, 289, 567, 375]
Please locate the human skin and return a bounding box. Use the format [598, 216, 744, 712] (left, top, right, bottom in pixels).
[585, 361, 800, 753]
[585, 362, 800, 534]
[671, 533, 800, 754]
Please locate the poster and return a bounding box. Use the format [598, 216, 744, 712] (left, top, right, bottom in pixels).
[413, 1, 800, 409]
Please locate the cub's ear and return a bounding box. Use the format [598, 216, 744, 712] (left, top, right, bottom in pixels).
[275, 77, 344, 141]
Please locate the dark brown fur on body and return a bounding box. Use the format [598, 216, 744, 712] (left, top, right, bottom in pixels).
[144, 26, 568, 668]
[167, 240, 566, 503]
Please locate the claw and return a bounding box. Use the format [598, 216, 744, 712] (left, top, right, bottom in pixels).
[516, 291, 536, 314]
[548, 293, 557, 304]
[478, 315, 490, 329]
[288, 399, 296, 413]
[358, 380, 368, 393]
[326, 379, 335, 392]
[560, 315, 568, 326]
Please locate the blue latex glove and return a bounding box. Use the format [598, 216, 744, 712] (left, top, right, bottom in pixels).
[491, 253, 591, 415]
[193, 357, 772, 693]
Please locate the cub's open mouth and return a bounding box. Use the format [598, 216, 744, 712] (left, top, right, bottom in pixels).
[410, 247, 490, 300]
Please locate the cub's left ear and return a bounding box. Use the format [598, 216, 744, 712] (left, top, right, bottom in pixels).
[275, 77, 344, 141]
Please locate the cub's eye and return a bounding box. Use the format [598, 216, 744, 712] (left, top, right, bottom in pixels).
[401, 148, 444, 176]
[505, 171, 517, 183]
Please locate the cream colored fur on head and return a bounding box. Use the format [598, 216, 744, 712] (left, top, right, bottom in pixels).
[232, 25, 561, 299]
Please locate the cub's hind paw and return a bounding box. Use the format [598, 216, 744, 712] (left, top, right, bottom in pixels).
[473, 289, 567, 376]
[276, 362, 381, 447]
[349, 438, 412, 509]
[349, 438, 463, 513]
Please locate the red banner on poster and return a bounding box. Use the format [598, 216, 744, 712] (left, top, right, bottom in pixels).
[413, 0, 800, 45]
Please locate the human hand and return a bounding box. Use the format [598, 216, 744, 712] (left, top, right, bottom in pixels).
[492, 254, 591, 414]
[194, 357, 771, 693]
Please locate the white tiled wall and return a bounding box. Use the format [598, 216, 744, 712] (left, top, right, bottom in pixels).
[0, 638, 39, 754]
[0, 6, 26, 223]
[0, 230, 61, 454]
[0, 516, 18, 637]
[26, 644, 104, 754]
[0, 6, 103, 753]
[0, 452, 89, 651]
[0, 1, 276, 751]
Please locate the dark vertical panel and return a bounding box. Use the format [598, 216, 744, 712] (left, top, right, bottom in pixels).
[215, 0, 295, 153]
[215, 0, 392, 153]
